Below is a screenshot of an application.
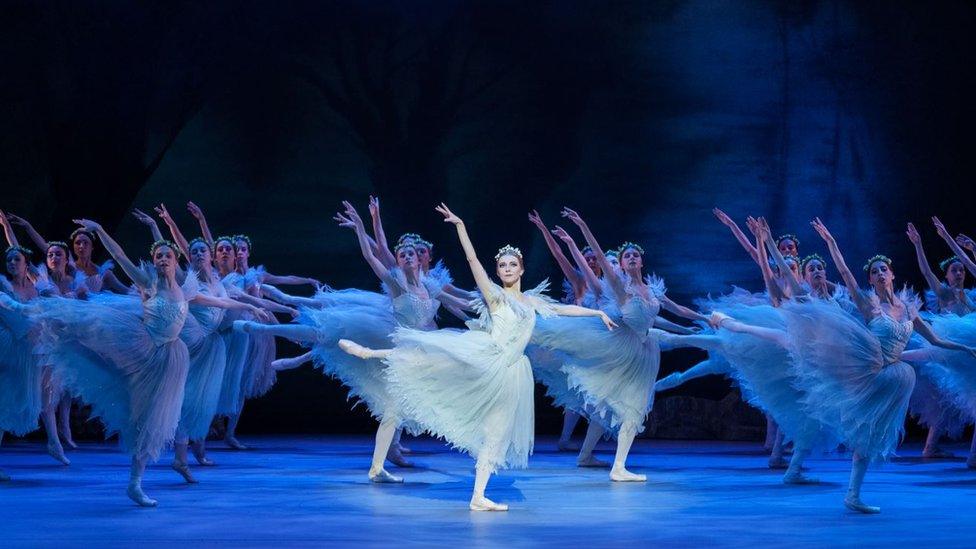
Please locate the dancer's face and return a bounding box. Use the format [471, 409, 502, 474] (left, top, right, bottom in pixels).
[6, 250, 28, 277]
[189, 241, 212, 271]
[583, 251, 603, 277]
[396, 245, 418, 272]
[72, 233, 93, 261]
[620, 247, 643, 273]
[945, 261, 966, 288]
[153, 245, 178, 277]
[215, 239, 236, 270]
[868, 261, 894, 291]
[778, 238, 798, 257]
[415, 244, 431, 270]
[234, 239, 250, 265]
[46, 245, 67, 272]
[496, 254, 524, 286]
[803, 259, 826, 285]
[605, 253, 620, 272]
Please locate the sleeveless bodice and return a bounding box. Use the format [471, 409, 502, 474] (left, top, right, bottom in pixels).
[869, 313, 914, 365]
[143, 294, 189, 345]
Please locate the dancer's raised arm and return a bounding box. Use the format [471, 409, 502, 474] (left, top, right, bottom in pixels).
[336, 201, 401, 294]
[529, 210, 584, 300]
[0, 209, 21, 248]
[73, 219, 150, 289]
[368, 196, 397, 268]
[713, 207, 760, 265]
[435, 203, 496, 305]
[551, 225, 603, 298]
[747, 217, 785, 305]
[6, 213, 48, 251]
[933, 217, 976, 278]
[907, 222, 951, 302]
[561, 207, 624, 298]
[132, 209, 164, 242]
[811, 217, 871, 315]
[914, 317, 976, 358]
[154, 203, 191, 258]
[186, 201, 215, 246]
[753, 217, 804, 300]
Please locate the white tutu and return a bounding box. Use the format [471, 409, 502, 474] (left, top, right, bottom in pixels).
[383, 283, 552, 472]
[177, 279, 228, 439]
[925, 313, 976, 421]
[0, 288, 42, 436]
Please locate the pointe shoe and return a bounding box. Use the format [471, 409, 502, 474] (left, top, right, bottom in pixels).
[386, 448, 414, 468]
[783, 471, 819, 484]
[922, 446, 955, 459]
[654, 372, 682, 392]
[967, 453, 976, 470]
[338, 339, 376, 359]
[395, 442, 412, 455]
[232, 320, 254, 333]
[224, 436, 248, 450]
[577, 454, 611, 468]
[171, 461, 198, 484]
[60, 432, 78, 450]
[47, 442, 70, 466]
[369, 468, 403, 483]
[127, 482, 158, 507]
[469, 496, 509, 511]
[844, 495, 881, 514]
[191, 443, 216, 466]
[768, 455, 789, 469]
[557, 439, 580, 452]
[610, 465, 646, 482]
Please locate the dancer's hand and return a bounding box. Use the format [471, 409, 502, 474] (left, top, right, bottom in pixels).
[303, 277, 321, 288]
[708, 311, 731, 329]
[527, 209, 545, 229]
[132, 208, 157, 227]
[932, 216, 951, 240]
[187, 201, 205, 220]
[435, 203, 462, 225]
[333, 212, 355, 230]
[340, 201, 365, 229]
[154, 203, 173, 223]
[5, 213, 28, 227]
[745, 216, 761, 238]
[250, 306, 273, 323]
[599, 311, 618, 331]
[957, 233, 976, 251]
[560, 207, 584, 227]
[757, 217, 772, 238]
[287, 307, 300, 320]
[713, 207, 734, 227]
[906, 222, 921, 244]
[810, 217, 834, 244]
[73, 219, 102, 232]
[368, 195, 380, 220]
[551, 225, 574, 244]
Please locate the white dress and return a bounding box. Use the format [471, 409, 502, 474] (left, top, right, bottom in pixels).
[0, 280, 42, 436]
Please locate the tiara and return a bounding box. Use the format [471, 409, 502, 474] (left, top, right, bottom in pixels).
[618, 242, 645, 255]
[233, 234, 252, 250]
[940, 256, 963, 272]
[800, 253, 825, 270]
[495, 245, 523, 261]
[150, 239, 182, 258]
[4, 245, 32, 258]
[776, 234, 800, 247]
[70, 228, 96, 243]
[581, 246, 595, 255]
[47, 240, 69, 252]
[188, 237, 213, 254]
[605, 250, 620, 259]
[397, 233, 423, 245]
[863, 254, 892, 272]
[214, 235, 236, 247]
[394, 240, 416, 254]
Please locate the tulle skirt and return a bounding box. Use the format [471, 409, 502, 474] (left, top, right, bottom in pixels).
[925, 313, 976, 421]
[526, 345, 586, 413]
[217, 310, 248, 416]
[0, 316, 42, 436]
[178, 315, 228, 440]
[240, 312, 277, 400]
[533, 315, 658, 436]
[384, 327, 535, 472]
[781, 300, 915, 461]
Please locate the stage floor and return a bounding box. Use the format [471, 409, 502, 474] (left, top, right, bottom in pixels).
[1, 435, 974, 547]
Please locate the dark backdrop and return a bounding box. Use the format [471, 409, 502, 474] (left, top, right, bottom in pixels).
[3, 0, 976, 438]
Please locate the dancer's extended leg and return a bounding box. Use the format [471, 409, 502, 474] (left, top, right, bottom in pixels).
[370, 415, 403, 483]
[127, 456, 157, 507]
[610, 421, 645, 482]
[844, 452, 880, 513]
[57, 394, 77, 450]
[577, 422, 610, 467]
[558, 411, 581, 451]
[41, 369, 69, 465]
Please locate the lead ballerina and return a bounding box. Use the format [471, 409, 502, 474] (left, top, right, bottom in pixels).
[339, 203, 616, 511]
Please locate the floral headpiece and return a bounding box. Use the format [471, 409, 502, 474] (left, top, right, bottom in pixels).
[940, 256, 963, 273]
[776, 234, 800, 248]
[605, 250, 620, 259]
[233, 234, 252, 251]
[188, 237, 213, 254]
[495, 244, 523, 261]
[862, 254, 892, 272]
[150, 239, 182, 258]
[800, 253, 825, 270]
[214, 235, 236, 248]
[70, 228, 96, 243]
[394, 240, 417, 254]
[397, 233, 422, 244]
[581, 246, 595, 255]
[5, 245, 32, 258]
[618, 242, 645, 256]
[46, 241, 70, 253]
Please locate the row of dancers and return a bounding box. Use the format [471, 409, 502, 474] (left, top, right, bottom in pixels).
[2, 200, 976, 514]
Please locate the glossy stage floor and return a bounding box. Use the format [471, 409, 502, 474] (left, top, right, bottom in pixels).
[1, 435, 974, 547]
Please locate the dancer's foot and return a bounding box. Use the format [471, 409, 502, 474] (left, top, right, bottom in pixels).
[386, 448, 414, 468]
[191, 442, 215, 466]
[60, 431, 78, 450]
[47, 441, 70, 466]
[654, 372, 683, 392]
[224, 436, 248, 450]
[171, 461, 198, 484]
[395, 442, 412, 455]
[469, 496, 508, 511]
[922, 446, 955, 459]
[844, 495, 881, 514]
[577, 454, 611, 468]
[338, 339, 378, 359]
[768, 455, 789, 469]
[127, 481, 158, 507]
[368, 468, 403, 483]
[232, 320, 255, 334]
[783, 471, 819, 484]
[610, 465, 646, 482]
[557, 439, 580, 452]
[967, 452, 976, 469]
[648, 328, 676, 348]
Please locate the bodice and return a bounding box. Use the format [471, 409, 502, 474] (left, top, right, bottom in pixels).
[869, 313, 914, 365]
[143, 294, 189, 345]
